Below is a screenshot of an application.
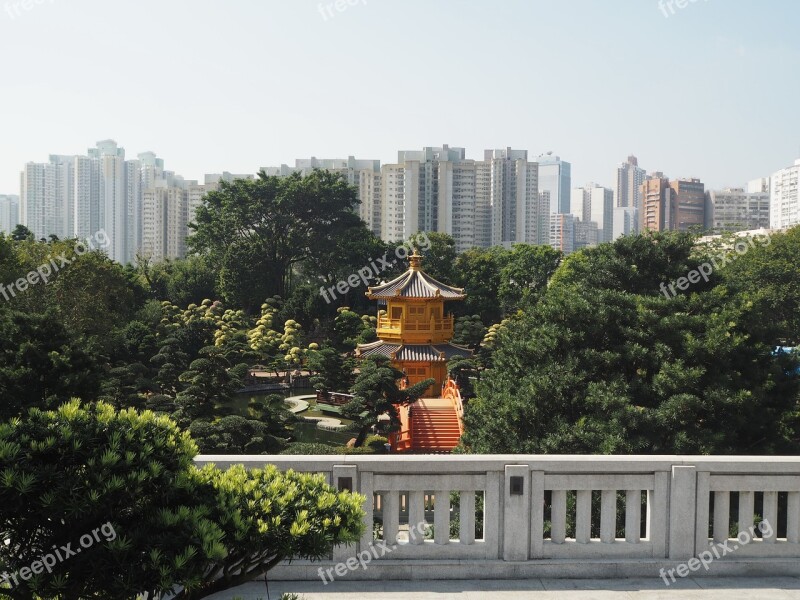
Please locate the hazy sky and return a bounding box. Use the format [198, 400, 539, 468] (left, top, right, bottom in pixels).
[1, 0, 798, 193]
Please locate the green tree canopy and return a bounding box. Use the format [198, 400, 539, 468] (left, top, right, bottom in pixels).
[720, 226, 800, 345]
[497, 243, 562, 313]
[0, 401, 364, 600]
[463, 232, 800, 455]
[188, 170, 365, 311]
[345, 355, 434, 447]
[0, 310, 100, 420]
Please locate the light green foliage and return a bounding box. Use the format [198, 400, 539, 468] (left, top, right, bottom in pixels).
[184, 464, 364, 598]
[0, 402, 364, 600]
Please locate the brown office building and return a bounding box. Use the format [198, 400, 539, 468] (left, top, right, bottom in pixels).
[669, 178, 705, 232]
[640, 175, 705, 232]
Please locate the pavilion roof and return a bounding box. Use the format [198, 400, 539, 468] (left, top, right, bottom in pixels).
[366, 251, 465, 300]
[356, 341, 473, 362]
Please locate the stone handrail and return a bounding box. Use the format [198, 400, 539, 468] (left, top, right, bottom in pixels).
[194, 455, 800, 580]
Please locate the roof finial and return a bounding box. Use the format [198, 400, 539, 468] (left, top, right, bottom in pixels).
[408, 249, 422, 271]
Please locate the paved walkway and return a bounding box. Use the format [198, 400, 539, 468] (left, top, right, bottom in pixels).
[208, 577, 800, 599]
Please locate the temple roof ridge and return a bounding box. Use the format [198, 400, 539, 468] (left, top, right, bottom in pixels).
[366, 251, 465, 300]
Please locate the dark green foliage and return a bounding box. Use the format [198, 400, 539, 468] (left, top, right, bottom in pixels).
[0, 401, 222, 599]
[497, 243, 562, 313]
[188, 170, 366, 311]
[10, 224, 33, 241]
[463, 232, 800, 455]
[280, 442, 341, 455]
[308, 346, 356, 394]
[189, 415, 288, 454]
[417, 232, 458, 284]
[174, 346, 249, 426]
[720, 226, 800, 345]
[452, 246, 508, 323]
[345, 356, 434, 447]
[0, 310, 100, 421]
[452, 315, 487, 348]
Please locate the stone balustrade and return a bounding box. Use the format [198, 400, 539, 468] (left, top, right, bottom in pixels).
[195, 455, 800, 580]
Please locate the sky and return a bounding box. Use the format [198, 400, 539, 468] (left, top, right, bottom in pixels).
[1, 0, 799, 193]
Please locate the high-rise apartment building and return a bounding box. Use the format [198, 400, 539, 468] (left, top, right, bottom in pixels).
[639, 174, 705, 233]
[381, 146, 482, 252]
[574, 220, 598, 250]
[705, 188, 770, 233]
[0, 195, 19, 235]
[770, 159, 800, 230]
[142, 183, 189, 262]
[573, 183, 613, 243]
[612, 206, 638, 240]
[549, 213, 575, 255]
[640, 173, 671, 232]
[22, 141, 172, 263]
[484, 148, 538, 247]
[747, 177, 770, 194]
[614, 155, 646, 210]
[570, 187, 591, 222]
[473, 161, 492, 249]
[537, 153, 571, 244]
[20, 155, 74, 240]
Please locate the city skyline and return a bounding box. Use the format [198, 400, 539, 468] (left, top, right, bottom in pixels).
[12, 137, 800, 259]
[1, 0, 799, 194]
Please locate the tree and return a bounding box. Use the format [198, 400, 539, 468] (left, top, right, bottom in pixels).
[417, 232, 458, 285]
[178, 464, 364, 599]
[143, 256, 219, 308]
[188, 414, 290, 454]
[308, 346, 356, 395]
[452, 315, 487, 348]
[549, 229, 708, 295]
[174, 346, 249, 426]
[452, 246, 508, 323]
[10, 224, 33, 242]
[462, 232, 800, 455]
[188, 170, 365, 311]
[0, 401, 223, 600]
[0, 401, 364, 600]
[720, 226, 800, 345]
[497, 243, 562, 313]
[48, 251, 139, 349]
[0, 310, 100, 421]
[345, 355, 434, 447]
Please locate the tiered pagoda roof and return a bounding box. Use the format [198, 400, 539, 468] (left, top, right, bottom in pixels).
[366, 252, 466, 300]
[356, 341, 472, 362]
